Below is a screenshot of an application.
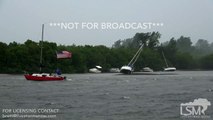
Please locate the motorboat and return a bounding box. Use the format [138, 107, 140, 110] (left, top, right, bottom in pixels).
[89, 68, 101, 73]
[89, 66, 102, 73]
[141, 67, 153, 72]
[109, 68, 120, 73]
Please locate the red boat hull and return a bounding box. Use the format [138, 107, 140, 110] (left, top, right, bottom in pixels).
[24, 74, 64, 81]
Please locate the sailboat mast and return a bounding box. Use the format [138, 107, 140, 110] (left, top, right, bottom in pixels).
[39, 24, 44, 73]
[127, 44, 143, 66]
[162, 51, 168, 68]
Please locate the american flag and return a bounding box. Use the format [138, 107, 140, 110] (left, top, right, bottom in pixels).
[56, 51, 72, 59]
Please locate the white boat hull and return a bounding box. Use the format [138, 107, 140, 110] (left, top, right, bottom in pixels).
[164, 67, 176, 71]
[109, 68, 120, 73]
[120, 66, 132, 74]
[89, 68, 101, 73]
[142, 67, 153, 72]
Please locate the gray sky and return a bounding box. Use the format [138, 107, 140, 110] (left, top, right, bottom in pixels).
[0, 0, 212, 47]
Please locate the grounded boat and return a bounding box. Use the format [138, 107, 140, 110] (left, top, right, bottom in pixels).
[120, 44, 143, 74]
[24, 24, 68, 81]
[89, 68, 101, 73]
[89, 66, 102, 73]
[164, 67, 176, 71]
[162, 51, 176, 72]
[141, 67, 153, 72]
[120, 66, 133, 74]
[109, 68, 120, 73]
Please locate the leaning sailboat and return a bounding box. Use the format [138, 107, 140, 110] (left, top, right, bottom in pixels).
[162, 51, 176, 71]
[24, 24, 66, 81]
[120, 45, 143, 74]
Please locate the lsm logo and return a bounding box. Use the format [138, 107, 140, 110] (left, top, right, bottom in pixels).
[180, 98, 211, 118]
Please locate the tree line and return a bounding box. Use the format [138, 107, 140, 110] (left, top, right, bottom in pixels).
[0, 32, 213, 73]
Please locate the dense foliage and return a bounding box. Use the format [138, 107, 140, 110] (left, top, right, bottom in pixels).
[0, 32, 213, 73]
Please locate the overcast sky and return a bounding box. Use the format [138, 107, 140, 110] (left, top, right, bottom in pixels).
[0, 0, 212, 47]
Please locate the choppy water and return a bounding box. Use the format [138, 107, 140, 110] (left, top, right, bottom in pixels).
[0, 71, 213, 120]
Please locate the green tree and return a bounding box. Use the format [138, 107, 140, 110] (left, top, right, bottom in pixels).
[200, 54, 213, 69]
[194, 39, 210, 56]
[176, 36, 192, 52]
[0, 42, 8, 72]
[175, 52, 194, 69]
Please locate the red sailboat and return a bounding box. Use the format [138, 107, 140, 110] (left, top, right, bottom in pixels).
[24, 24, 71, 81]
[24, 73, 65, 81]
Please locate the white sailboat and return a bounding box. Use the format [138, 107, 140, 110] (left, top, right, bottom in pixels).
[120, 45, 143, 74]
[162, 51, 176, 71]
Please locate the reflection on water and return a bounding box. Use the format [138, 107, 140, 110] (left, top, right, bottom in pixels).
[0, 71, 213, 120]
